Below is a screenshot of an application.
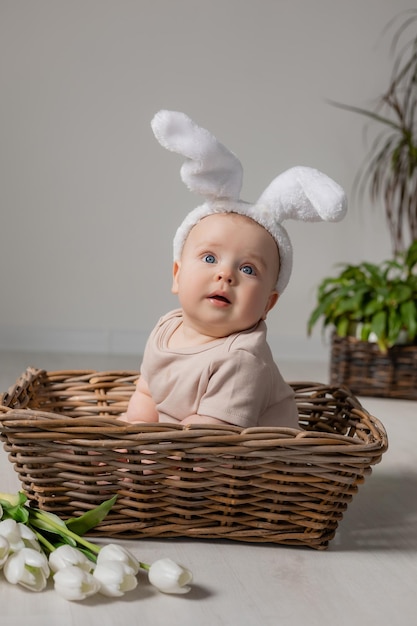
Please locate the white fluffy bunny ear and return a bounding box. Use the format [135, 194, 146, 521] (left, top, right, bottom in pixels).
[152, 110, 347, 295]
[256, 166, 347, 223]
[151, 110, 243, 201]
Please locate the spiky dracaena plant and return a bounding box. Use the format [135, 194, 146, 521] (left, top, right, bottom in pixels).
[332, 9, 417, 254]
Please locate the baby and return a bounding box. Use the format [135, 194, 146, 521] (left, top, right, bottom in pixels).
[123, 110, 347, 428]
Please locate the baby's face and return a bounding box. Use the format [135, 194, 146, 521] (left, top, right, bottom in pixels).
[172, 213, 280, 339]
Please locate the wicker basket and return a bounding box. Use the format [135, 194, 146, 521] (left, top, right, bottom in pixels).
[0, 367, 388, 550]
[330, 333, 417, 400]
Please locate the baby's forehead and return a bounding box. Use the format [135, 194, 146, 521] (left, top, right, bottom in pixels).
[184, 212, 280, 261]
[193, 212, 278, 249]
[191, 212, 268, 237]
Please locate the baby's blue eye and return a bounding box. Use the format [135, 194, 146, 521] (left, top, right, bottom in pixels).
[203, 254, 216, 264]
[241, 265, 255, 275]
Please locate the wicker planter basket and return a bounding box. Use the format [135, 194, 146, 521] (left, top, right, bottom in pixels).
[0, 368, 388, 550]
[330, 333, 417, 400]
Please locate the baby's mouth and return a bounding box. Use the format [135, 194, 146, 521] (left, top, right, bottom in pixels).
[208, 293, 231, 304]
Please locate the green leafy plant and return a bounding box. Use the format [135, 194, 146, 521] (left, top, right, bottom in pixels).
[307, 240, 417, 353]
[331, 9, 417, 254]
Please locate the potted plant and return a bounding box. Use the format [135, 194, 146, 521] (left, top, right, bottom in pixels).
[307, 240, 417, 353]
[307, 241, 417, 399]
[308, 10, 417, 399]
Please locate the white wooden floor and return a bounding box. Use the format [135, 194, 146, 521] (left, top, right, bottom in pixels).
[1, 351, 416, 626]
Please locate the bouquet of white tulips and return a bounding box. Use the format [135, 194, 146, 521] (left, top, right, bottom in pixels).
[0, 492, 192, 601]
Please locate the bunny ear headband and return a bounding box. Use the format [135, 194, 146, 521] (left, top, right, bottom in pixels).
[151, 110, 347, 294]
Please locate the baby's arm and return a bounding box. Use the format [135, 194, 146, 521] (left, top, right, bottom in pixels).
[121, 377, 159, 423]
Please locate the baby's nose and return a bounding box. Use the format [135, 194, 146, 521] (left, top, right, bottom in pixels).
[216, 268, 234, 283]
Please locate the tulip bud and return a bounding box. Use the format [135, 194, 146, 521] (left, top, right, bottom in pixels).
[18, 523, 41, 551]
[0, 535, 10, 568]
[49, 545, 94, 573]
[3, 547, 50, 592]
[0, 519, 25, 552]
[97, 543, 139, 574]
[148, 558, 193, 594]
[93, 560, 138, 597]
[54, 565, 101, 601]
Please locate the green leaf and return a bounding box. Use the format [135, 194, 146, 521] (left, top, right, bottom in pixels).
[0, 492, 29, 523]
[29, 509, 77, 546]
[360, 323, 372, 341]
[387, 308, 404, 346]
[66, 495, 117, 535]
[307, 299, 329, 334]
[387, 283, 413, 304]
[336, 317, 350, 337]
[336, 289, 367, 314]
[363, 297, 383, 316]
[1, 505, 29, 524]
[30, 509, 67, 532]
[370, 310, 388, 351]
[0, 492, 27, 508]
[362, 262, 385, 284]
[400, 300, 417, 338]
[405, 240, 417, 271]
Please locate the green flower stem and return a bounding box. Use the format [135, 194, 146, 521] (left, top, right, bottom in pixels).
[33, 530, 56, 554]
[30, 510, 100, 556]
[139, 561, 150, 571]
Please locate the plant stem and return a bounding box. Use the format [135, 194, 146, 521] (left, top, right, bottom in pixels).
[33, 529, 56, 554]
[30, 510, 101, 555]
[139, 561, 150, 571]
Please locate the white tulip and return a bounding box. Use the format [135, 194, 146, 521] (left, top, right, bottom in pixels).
[3, 547, 50, 591]
[49, 545, 94, 573]
[148, 558, 193, 594]
[54, 565, 101, 601]
[93, 560, 138, 597]
[0, 519, 24, 552]
[97, 543, 139, 574]
[0, 535, 10, 567]
[18, 522, 41, 551]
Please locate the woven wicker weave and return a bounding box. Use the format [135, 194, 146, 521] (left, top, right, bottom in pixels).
[0, 368, 388, 550]
[330, 333, 417, 400]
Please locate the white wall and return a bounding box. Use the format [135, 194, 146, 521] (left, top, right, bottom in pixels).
[0, 0, 409, 361]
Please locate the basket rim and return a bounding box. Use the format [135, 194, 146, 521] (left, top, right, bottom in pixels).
[0, 367, 389, 453]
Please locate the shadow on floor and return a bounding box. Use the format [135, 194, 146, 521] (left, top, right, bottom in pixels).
[333, 471, 417, 551]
